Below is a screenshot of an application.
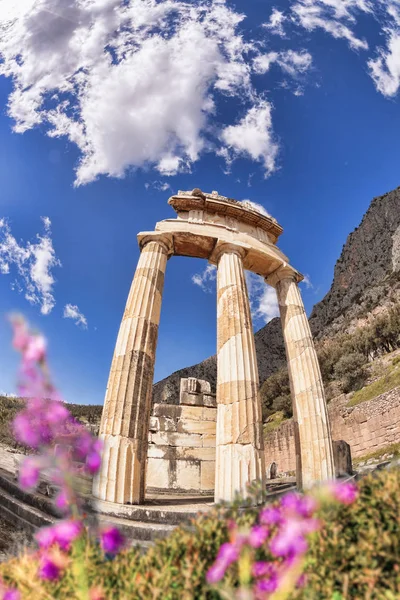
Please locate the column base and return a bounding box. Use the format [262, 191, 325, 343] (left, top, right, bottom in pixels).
[215, 443, 266, 503]
[92, 434, 143, 505]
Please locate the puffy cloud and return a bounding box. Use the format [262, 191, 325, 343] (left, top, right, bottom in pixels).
[191, 264, 279, 325]
[63, 304, 88, 328]
[220, 100, 279, 176]
[246, 272, 280, 324]
[0, 217, 60, 314]
[191, 264, 216, 293]
[253, 49, 312, 77]
[263, 8, 287, 37]
[0, 0, 258, 184]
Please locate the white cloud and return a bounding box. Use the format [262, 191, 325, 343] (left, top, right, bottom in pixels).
[246, 272, 280, 324]
[63, 303, 88, 329]
[368, 30, 400, 97]
[239, 199, 272, 218]
[0, 0, 259, 185]
[191, 265, 279, 324]
[0, 217, 60, 314]
[253, 50, 312, 77]
[220, 100, 279, 176]
[301, 273, 313, 288]
[41, 216, 51, 231]
[291, 0, 371, 50]
[191, 264, 217, 293]
[263, 8, 287, 37]
[145, 181, 172, 192]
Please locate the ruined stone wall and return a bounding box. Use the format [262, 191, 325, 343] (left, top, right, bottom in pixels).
[146, 378, 217, 493]
[264, 386, 400, 473]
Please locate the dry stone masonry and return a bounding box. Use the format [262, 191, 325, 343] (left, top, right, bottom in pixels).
[94, 189, 335, 507]
[147, 378, 217, 494]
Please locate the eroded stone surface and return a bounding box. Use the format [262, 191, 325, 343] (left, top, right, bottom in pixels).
[215, 249, 265, 502]
[93, 238, 171, 504]
[268, 268, 335, 488]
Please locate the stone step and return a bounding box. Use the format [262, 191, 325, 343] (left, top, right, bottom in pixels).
[0, 484, 54, 534]
[98, 514, 176, 542]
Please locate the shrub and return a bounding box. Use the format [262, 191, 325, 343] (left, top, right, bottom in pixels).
[334, 352, 366, 393]
[1, 468, 399, 599]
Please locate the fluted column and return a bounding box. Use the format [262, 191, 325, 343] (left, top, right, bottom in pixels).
[215, 244, 265, 502]
[93, 235, 172, 505]
[267, 267, 335, 489]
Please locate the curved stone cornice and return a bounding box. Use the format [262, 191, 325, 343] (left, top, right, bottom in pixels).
[168, 189, 283, 243]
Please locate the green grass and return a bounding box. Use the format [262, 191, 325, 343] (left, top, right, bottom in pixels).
[352, 442, 400, 466]
[263, 410, 287, 434]
[348, 364, 400, 406]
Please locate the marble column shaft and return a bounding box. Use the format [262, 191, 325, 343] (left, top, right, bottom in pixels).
[272, 274, 335, 488]
[215, 247, 266, 502]
[93, 238, 169, 504]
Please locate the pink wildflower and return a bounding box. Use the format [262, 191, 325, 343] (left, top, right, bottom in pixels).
[100, 527, 124, 554]
[54, 489, 69, 512]
[2, 588, 20, 600]
[281, 492, 318, 518]
[255, 574, 279, 595]
[36, 520, 82, 551]
[252, 561, 276, 579]
[330, 481, 359, 505]
[269, 520, 309, 558]
[248, 525, 269, 549]
[39, 555, 61, 581]
[259, 506, 281, 525]
[53, 520, 82, 550]
[206, 561, 227, 584]
[86, 449, 101, 474]
[19, 457, 41, 490]
[24, 335, 46, 363]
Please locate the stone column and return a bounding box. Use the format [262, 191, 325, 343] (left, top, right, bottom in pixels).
[93, 234, 172, 505]
[267, 267, 335, 489]
[215, 244, 265, 502]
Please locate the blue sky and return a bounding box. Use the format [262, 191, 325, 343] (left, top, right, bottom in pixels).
[0, 0, 399, 404]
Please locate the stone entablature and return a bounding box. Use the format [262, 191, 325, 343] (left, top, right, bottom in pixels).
[169, 189, 283, 244]
[146, 378, 217, 494]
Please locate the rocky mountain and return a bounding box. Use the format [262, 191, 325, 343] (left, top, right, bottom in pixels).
[153, 186, 400, 401]
[153, 317, 286, 404]
[309, 186, 400, 338]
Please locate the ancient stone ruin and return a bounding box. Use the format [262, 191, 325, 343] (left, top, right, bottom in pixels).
[147, 378, 217, 494]
[93, 189, 335, 506]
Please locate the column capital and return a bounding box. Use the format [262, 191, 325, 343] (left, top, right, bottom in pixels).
[265, 264, 303, 288]
[137, 232, 174, 256]
[211, 241, 248, 265]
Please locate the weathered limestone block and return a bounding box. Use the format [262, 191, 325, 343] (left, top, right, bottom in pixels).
[201, 461, 216, 491]
[93, 236, 171, 505]
[267, 267, 335, 489]
[215, 246, 265, 502]
[333, 440, 353, 476]
[180, 377, 217, 408]
[146, 392, 217, 494]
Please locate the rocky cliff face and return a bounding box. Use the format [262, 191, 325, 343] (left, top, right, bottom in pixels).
[309, 187, 400, 338]
[153, 317, 286, 403]
[153, 186, 400, 401]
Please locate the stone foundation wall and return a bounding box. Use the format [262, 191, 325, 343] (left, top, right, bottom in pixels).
[147, 378, 217, 493]
[265, 386, 400, 473]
